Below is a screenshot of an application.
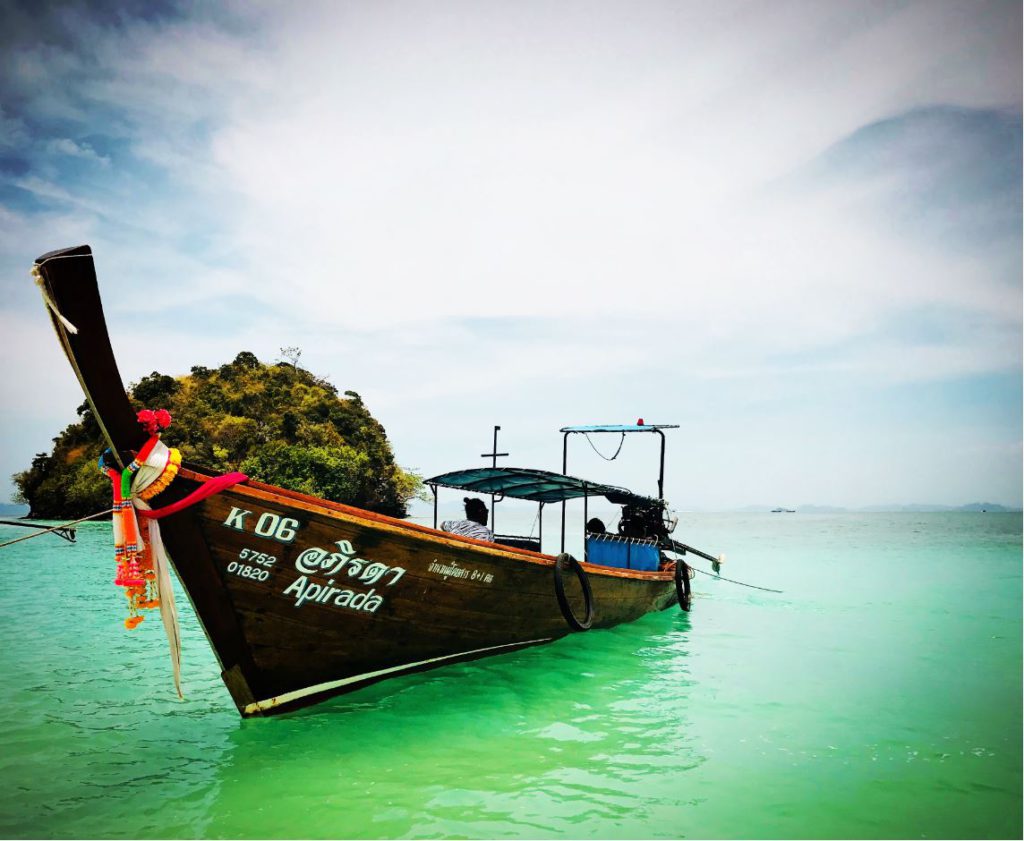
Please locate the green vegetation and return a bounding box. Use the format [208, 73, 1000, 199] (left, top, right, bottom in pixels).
[13, 351, 422, 520]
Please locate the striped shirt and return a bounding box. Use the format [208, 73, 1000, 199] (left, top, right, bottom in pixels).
[440, 520, 494, 542]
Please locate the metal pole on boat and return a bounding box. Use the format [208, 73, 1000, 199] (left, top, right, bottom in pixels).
[583, 486, 589, 563]
[480, 425, 507, 536]
[561, 432, 569, 552]
[656, 429, 666, 500]
[431, 484, 438, 529]
[538, 502, 543, 553]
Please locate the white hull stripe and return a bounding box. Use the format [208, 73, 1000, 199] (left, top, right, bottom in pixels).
[244, 637, 553, 714]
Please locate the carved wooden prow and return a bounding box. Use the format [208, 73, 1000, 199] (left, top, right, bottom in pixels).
[34, 245, 147, 468]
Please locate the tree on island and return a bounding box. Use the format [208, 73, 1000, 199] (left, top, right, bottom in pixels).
[12, 351, 423, 520]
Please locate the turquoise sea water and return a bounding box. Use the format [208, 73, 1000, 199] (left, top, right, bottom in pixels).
[0, 513, 1019, 839]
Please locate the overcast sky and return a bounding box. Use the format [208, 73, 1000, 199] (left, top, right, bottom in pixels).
[0, 0, 1020, 511]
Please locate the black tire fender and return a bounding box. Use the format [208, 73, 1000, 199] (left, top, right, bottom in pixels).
[553, 553, 593, 631]
[675, 557, 692, 612]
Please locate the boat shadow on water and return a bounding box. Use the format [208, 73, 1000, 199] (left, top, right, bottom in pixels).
[232, 607, 695, 727]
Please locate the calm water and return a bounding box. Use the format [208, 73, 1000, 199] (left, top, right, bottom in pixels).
[0, 513, 1019, 839]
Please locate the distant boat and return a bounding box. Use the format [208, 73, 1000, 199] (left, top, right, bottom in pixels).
[31, 244, 725, 717]
[771, 508, 796, 513]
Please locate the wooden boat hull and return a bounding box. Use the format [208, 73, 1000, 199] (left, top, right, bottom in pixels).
[158, 469, 678, 716]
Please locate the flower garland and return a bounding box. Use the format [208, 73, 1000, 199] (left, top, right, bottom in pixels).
[95, 407, 247, 700]
[100, 408, 177, 629]
[138, 446, 182, 501]
[96, 408, 247, 699]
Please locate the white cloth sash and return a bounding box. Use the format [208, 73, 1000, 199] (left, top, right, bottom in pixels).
[131, 441, 183, 699]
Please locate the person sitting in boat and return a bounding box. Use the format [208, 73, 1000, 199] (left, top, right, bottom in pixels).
[441, 497, 494, 542]
[586, 517, 607, 535]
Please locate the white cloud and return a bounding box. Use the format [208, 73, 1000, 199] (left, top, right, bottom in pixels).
[46, 137, 110, 166]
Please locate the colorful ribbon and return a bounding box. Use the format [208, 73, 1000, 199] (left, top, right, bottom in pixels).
[136, 472, 249, 520]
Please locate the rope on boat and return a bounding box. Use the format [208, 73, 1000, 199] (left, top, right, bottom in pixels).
[0, 508, 114, 550]
[689, 564, 783, 593]
[31, 263, 79, 334]
[583, 431, 626, 461]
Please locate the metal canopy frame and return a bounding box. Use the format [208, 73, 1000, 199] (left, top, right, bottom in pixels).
[426, 423, 677, 563]
[560, 423, 679, 499]
[559, 422, 679, 556]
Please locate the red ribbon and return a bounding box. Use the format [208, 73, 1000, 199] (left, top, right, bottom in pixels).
[136, 472, 249, 520]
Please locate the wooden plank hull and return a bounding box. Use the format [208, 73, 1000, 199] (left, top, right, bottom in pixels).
[161, 470, 679, 716]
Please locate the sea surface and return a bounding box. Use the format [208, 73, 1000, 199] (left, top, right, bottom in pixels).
[0, 512, 1019, 839]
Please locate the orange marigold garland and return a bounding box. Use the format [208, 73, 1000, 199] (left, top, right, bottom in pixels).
[138, 446, 181, 502]
[101, 408, 175, 629]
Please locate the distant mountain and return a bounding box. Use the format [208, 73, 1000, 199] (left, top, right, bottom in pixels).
[859, 504, 935, 513]
[729, 503, 1020, 513]
[0, 503, 29, 518]
[858, 502, 1019, 513]
[728, 504, 848, 513]
[955, 502, 1018, 513]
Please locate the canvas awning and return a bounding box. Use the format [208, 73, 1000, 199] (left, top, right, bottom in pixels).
[559, 424, 679, 433]
[425, 467, 654, 506]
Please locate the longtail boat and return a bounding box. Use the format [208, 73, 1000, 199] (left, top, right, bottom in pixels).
[33, 244, 710, 717]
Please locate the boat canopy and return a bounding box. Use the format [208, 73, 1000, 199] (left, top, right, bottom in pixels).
[425, 467, 654, 506]
[560, 424, 679, 433]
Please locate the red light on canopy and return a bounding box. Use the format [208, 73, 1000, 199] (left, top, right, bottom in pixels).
[637, 418, 644, 425]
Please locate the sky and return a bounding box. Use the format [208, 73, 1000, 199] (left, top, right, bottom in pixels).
[0, 0, 1020, 512]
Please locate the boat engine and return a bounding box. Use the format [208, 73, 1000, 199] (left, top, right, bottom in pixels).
[618, 499, 677, 540]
